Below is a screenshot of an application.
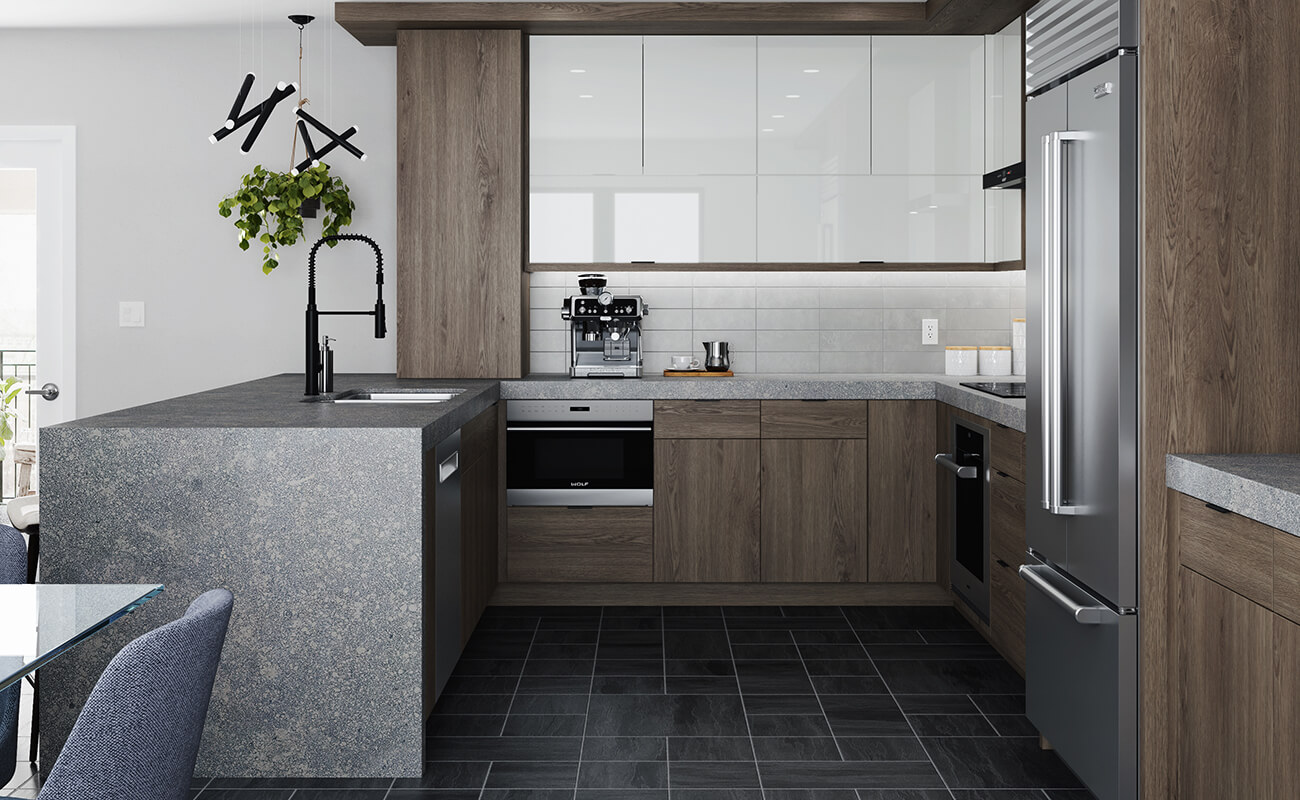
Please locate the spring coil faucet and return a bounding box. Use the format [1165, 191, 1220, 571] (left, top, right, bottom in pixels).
[305, 233, 387, 395]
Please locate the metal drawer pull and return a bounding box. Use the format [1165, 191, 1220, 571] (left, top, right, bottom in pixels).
[934, 453, 978, 479]
[1019, 565, 1117, 625]
[438, 451, 459, 484]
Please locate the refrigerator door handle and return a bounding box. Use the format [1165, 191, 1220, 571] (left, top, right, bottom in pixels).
[1019, 564, 1117, 625]
[1041, 130, 1085, 516]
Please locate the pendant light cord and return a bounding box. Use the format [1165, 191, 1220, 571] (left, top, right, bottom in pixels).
[290, 21, 306, 170]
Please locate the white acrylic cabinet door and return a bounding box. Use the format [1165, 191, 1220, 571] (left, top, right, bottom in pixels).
[531, 176, 757, 263]
[758, 175, 985, 263]
[530, 36, 643, 176]
[984, 21, 1024, 172]
[644, 37, 756, 175]
[757, 36, 872, 175]
[872, 36, 986, 176]
[985, 189, 1022, 262]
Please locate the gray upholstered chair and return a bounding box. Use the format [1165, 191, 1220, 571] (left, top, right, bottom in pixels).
[0, 524, 27, 789]
[33, 589, 234, 800]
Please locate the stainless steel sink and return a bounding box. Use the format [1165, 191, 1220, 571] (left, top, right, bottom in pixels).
[328, 389, 465, 404]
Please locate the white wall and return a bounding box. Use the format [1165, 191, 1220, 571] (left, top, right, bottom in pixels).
[0, 26, 397, 417]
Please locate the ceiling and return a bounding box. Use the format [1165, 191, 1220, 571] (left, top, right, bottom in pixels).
[2, 0, 924, 29]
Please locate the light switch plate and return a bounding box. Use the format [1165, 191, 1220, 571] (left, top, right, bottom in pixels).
[921, 318, 939, 345]
[119, 301, 145, 328]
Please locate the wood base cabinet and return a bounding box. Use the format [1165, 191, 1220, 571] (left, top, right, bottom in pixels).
[507, 507, 653, 583]
[988, 468, 1026, 672]
[654, 439, 761, 582]
[460, 407, 499, 645]
[761, 438, 869, 582]
[867, 400, 935, 582]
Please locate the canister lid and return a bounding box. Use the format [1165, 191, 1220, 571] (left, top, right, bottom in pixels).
[945, 346, 977, 350]
[1013, 318, 1026, 322]
[979, 346, 1012, 350]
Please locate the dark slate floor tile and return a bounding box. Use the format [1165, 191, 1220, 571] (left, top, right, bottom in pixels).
[971, 694, 1026, 715]
[664, 605, 723, 617]
[744, 694, 825, 715]
[855, 792, 954, 800]
[502, 713, 588, 737]
[866, 644, 1003, 661]
[949, 791, 1048, 800]
[433, 694, 515, 716]
[452, 658, 527, 677]
[988, 714, 1040, 737]
[663, 617, 727, 630]
[427, 736, 583, 762]
[797, 644, 869, 660]
[594, 658, 663, 676]
[810, 676, 889, 695]
[734, 661, 814, 694]
[670, 761, 762, 789]
[591, 676, 665, 694]
[843, 606, 971, 630]
[835, 737, 930, 762]
[527, 643, 597, 660]
[206, 779, 393, 789]
[758, 761, 946, 790]
[508, 694, 590, 715]
[442, 675, 521, 695]
[669, 736, 755, 762]
[600, 630, 662, 645]
[671, 791, 764, 800]
[1043, 791, 1100, 800]
[482, 761, 579, 789]
[852, 630, 928, 645]
[523, 658, 593, 677]
[781, 606, 847, 618]
[293, 792, 389, 799]
[746, 714, 833, 737]
[750, 736, 843, 762]
[532, 629, 599, 645]
[762, 791, 859, 800]
[667, 676, 741, 694]
[732, 643, 802, 660]
[667, 659, 736, 677]
[461, 633, 536, 659]
[923, 736, 1085, 790]
[874, 660, 1025, 695]
[597, 645, 663, 661]
[576, 791, 668, 800]
[194, 791, 296, 799]
[577, 760, 668, 789]
[586, 694, 748, 737]
[602, 605, 660, 616]
[802, 659, 879, 677]
[906, 714, 998, 737]
[893, 694, 980, 715]
[601, 617, 662, 632]
[429, 714, 506, 737]
[729, 630, 798, 644]
[790, 629, 862, 644]
[538, 617, 600, 630]
[391, 762, 489, 789]
[516, 676, 591, 694]
[820, 695, 912, 737]
[665, 632, 734, 660]
[388, 790, 481, 800]
[580, 735, 667, 761]
[919, 629, 992, 645]
[728, 617, 848, 631]
[481, 789, 576, 799]
[724, 606, 788, 617]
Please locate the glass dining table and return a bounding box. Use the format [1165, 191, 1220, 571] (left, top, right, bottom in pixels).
[0, 584, 164, 692]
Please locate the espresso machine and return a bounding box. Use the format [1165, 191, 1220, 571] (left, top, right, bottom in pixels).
[561, 274, 649, 378]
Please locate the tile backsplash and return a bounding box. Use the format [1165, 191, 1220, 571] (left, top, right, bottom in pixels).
[529, 270, 1027, 375]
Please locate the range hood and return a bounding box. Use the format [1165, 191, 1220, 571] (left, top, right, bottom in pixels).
[983, 162, 1025, 190]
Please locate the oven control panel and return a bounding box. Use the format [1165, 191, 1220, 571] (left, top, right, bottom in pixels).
[565, 296, 645, 319]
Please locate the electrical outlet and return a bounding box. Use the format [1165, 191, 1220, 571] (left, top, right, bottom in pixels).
[921, 318, 939, 345]
[119, 301, 145, 328]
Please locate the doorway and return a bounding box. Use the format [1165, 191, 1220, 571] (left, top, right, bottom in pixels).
[0, 126, 77, 501]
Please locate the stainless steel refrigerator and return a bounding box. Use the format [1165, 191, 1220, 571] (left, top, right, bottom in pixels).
[1022, 1, 1140, 799]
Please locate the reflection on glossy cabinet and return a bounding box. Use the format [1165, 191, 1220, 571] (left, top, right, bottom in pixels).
[872, 36, 985, 176]
[757, 36, 872, 175]
[757, 175, 985, 262]
[985, 190, 1022, 263]
[984, 20, 1023, 173]
[530, 36, 643, 176]
[530, 175, 757, 263]
[654, 438, 761, 582]
[761, 438, 869, 582]
[644, 36, 756, 175]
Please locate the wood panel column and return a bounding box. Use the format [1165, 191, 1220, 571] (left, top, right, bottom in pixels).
[396, 30, 526, 378]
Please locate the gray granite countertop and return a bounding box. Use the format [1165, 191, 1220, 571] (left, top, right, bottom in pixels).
[1167, 454, 1300, 537]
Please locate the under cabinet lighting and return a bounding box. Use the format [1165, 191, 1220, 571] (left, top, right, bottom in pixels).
[761, 128, 775, 132]
[579, 94, 594, 99]
[772, 114, 785, 119]
[785, 94, 801, 99]
[570, 68, 587, 73]
[803, 69, 820, 73]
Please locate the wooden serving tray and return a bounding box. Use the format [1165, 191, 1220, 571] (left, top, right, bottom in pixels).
[663, 369, 735, 377]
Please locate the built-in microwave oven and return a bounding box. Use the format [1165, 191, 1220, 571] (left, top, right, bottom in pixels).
[506, 400, 653, 506]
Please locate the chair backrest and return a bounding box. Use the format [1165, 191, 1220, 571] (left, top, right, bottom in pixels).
[0, 524, 27, 788]
[39, 589, 234, 800]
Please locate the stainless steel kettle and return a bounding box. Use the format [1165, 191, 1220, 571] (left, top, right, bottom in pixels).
[702, 341, 730, 372]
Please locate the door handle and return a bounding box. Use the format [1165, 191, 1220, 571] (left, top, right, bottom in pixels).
[1019, 564, 1116, 625]
[24, 383, 59, 402]
[934, 453, 978, 479]
[438, 451, 459, 484]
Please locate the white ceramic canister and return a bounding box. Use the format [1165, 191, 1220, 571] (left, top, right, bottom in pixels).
[945, 346, 979, 376]
[1011, 318, 1027, 376]
[979, 346, 1012, 376]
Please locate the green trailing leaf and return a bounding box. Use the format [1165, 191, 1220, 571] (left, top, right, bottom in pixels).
[218, 163, 355, 273]
[0, 376, 23, 456]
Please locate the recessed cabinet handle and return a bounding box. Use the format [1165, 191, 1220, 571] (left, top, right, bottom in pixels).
[996, 558, 1011, 569]
[1205, 502, 1232, 515]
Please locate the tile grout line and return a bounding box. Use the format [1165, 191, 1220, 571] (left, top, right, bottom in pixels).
[969, 691, 1001, 736]
[573, 606, 603, 800]
[378, 776, 395, 800]
[787, 627, 846, 761]
[498, 617, 542, 736]
[838, 605, 958, 800]
[477, 761, 492, 800]
[721, 608, 768, 800]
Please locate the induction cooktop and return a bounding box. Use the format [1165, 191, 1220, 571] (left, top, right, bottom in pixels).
[960, 381, 1026, 399]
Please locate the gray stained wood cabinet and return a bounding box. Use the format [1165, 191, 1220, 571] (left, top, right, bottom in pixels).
[506, 506, 654, 583]
[396, 30, 525, 378]
[654, 438, 761, 582]
[868, 400, 936, 583]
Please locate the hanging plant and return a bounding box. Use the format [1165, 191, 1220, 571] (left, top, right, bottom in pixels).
[0, 376, 23, 456]
[217, 163, 354, 274]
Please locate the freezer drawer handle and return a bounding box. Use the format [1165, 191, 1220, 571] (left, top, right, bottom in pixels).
[1019, 564, 1117, 625]
[934, 453, 978, 479]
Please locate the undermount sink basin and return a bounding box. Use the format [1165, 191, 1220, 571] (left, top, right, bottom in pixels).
[328, 389, 465, 404]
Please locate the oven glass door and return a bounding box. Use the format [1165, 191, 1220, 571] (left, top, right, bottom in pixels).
[508, 423, 654, 494]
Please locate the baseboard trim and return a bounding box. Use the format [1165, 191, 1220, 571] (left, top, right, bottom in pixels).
[489, 582, 951, 606]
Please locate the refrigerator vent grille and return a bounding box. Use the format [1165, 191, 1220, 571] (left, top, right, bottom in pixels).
[1026, 0, 1121, 93]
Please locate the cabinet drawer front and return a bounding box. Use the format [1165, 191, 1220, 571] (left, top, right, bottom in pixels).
[1177, 491, 1273, 608]
[989, 555, 1026, 672]
[655, 400, 760, 439]
[990, 471, 1027, 564]
[761, 400, 868, 439]
[989, 423, 1026, 483]
[507, 507, 653, 582]
[1274, 532, 1300, 625]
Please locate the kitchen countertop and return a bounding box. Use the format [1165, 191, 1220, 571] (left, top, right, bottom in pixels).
[1167, 454, 1300, 537]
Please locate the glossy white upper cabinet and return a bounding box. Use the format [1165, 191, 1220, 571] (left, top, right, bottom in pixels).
[758, 175, 985, 263]
[530, 36, 643, 176]
[531, 176, 757, 263]
[871, 37, 985, 175]
[985, 190, 1022, 262]
[643, 37, 756, 175]
[757, 37, 873, 175]
[985, 20, 1024, 171]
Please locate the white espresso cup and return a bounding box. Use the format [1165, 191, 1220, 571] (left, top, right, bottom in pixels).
[670, 355, 701, 371]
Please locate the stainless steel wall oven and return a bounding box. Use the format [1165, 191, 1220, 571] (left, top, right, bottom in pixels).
[937, 417, 990, 620]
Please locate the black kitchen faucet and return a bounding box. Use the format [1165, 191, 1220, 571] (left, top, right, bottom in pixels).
[304, 233, 387, 396]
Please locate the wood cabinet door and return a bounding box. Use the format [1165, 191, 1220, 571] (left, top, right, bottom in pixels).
[867, 400, 935, 582]
[988, 470, 1026, 671]
[460, 453, 497, 645]
[1177, 567, 1274, 800]
[507, 507, 653, 582]
[654, 439, 761, 582]
[1276, 614, 1300, 799]
[761, 439, 869, 582]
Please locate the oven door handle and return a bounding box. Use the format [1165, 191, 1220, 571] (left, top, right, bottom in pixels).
[506, 426, 654, 432]
[934, 453, 979, 480]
